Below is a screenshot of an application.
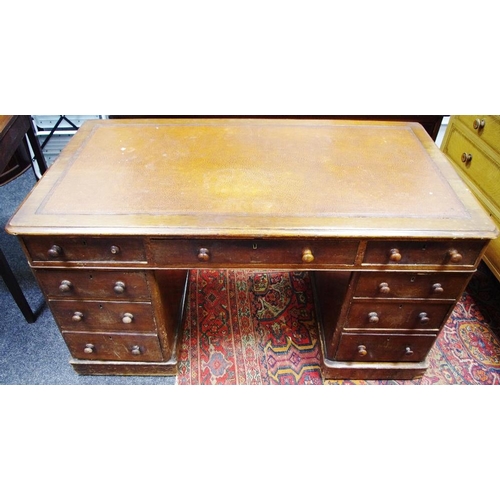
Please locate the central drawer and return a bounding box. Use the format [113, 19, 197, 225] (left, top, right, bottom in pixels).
[149, 238, 359, 268]
[50, 300, 156, 332]
[346, 300, 453, 330]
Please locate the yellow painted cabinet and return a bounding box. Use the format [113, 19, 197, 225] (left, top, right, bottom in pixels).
[441, 115, 500, 280]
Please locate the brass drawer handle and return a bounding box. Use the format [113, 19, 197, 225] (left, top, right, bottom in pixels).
[461, 152, 473, 164]
[122, 312, 134, 324]
[114, 281, 126, 294]
[473, 118, 485, 131]
[368, 311, 379, 323]
[198, 248, 210, 262]
[378, 282, 391, 294]
[84, 343, 95, 354]
[405, 347, 414, 356]
[418, 312, 430, 324]
[432, 283, 444, 294]
[302, 248, 314, 263]
[131, 345, 141, 355]
[72, 311, 84, 322]
[389, 248, 402, 262]
[48, 244, 62, 258]
[448, 249, 463, 263]
[110, 245, 120, 255]
[357, 345, 368, 356]
[59, 280, 72, 293]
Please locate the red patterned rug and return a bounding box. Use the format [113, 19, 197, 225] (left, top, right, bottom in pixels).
[176, 264, 500, 385]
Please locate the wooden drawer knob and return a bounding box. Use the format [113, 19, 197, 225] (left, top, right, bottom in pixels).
[59, 280, 72, 293]
[389, 248, 402, 262]
[122, 312, 134, 324]
[448, 249, 463, 263]
[197, 248, 210, 262]
[357, 345, 368, 356]
[113, 281, 126, 294]
[473, 118, 485, 131]
[131, 345, 141, 355]
[48, 245, 62, 258]
[302, 248, 314, 263]
[110, 245, 120, 255]
[368, 311, 379, 323]
[419, 312, 430, 324]
[432, 283, 444, 293]
[72, 311, 84, 322]
[461, 152, 473, 164]
[378, 282, 391, 294]
[84, 343, 95, 354]
[405, 347, 414, 356]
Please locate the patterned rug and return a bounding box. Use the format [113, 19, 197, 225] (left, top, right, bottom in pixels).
[176, 264, 500, 385]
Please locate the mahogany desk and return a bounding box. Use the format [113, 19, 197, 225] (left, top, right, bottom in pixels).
[6, 119, 497, 379]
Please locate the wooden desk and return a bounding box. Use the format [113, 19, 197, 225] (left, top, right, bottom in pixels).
[5, 119, 497, 379]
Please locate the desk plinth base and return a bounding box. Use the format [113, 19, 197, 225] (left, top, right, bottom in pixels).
[320, 358, 428, 381]
[70, 358, 178, 376]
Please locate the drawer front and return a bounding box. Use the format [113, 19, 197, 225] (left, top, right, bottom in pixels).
[444, 126, 500, 207]
[346, 301, 453, 330]
[457, 115, 500, 156]
[50, 300, 156, 332]
[363, 240, 485, 267]
[353, 272, 471, 299]
[149, 238, 359, 268]
[62, 332, 163, 361]
[23, 236, 147, 264]
[35, 269, 151, 300]
[335, 333, 437, 362]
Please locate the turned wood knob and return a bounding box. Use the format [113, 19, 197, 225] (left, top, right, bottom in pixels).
[197, 248, 210, 262]
[378, 282, 391, 294]
[368, 311, 379, 323]
[84, 343, 95, 354]
[432, 283, 444, 294]
[122, 312, 134, 324]
[131, 345, 141, 355]
[405, 347, 414, 356]
[419, 312, 430, 324]
[461, 152, 473, 164]
[113, 281, 126, 294]
[357, 345, 368, 356]
[473, 118, 485, 131]
[72, 311, 84, 322]
[302, 248, 314, 263]
[448, 249, 463, 263]
[110, 245, 120, 255]
[48, 245, 62, 258]
[59, 280, 72, 293]
[389, 248, 402, 262]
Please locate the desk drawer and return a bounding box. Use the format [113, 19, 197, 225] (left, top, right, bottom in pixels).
[24, 236, 147, 264]
[62, 332, 163, 361]
[456, 115, 500, 157]
[353, 272, 470, 299]
[149, 238, 359, 268]
[346, 301, 452, 330]
[335, 332, 436, 362]
[35, 269, 151, 300]
[363, 240, 484, 267]
[50, 300, 156, 332]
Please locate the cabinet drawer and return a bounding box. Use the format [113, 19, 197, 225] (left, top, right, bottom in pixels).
[363, 240, 485, 267]
[353, 272, 471, 299]
[149, 238, 359, 268]
[346, 301, 453, 330]
[23, 236, 147, 264]
[444, 126, 500, 208]
[50, 300, 156, 332]
[62, 332, 163, 361]
[35, 269, 151, 300]
[457, 115, 500, 156]
[335, 332, 437, 362]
